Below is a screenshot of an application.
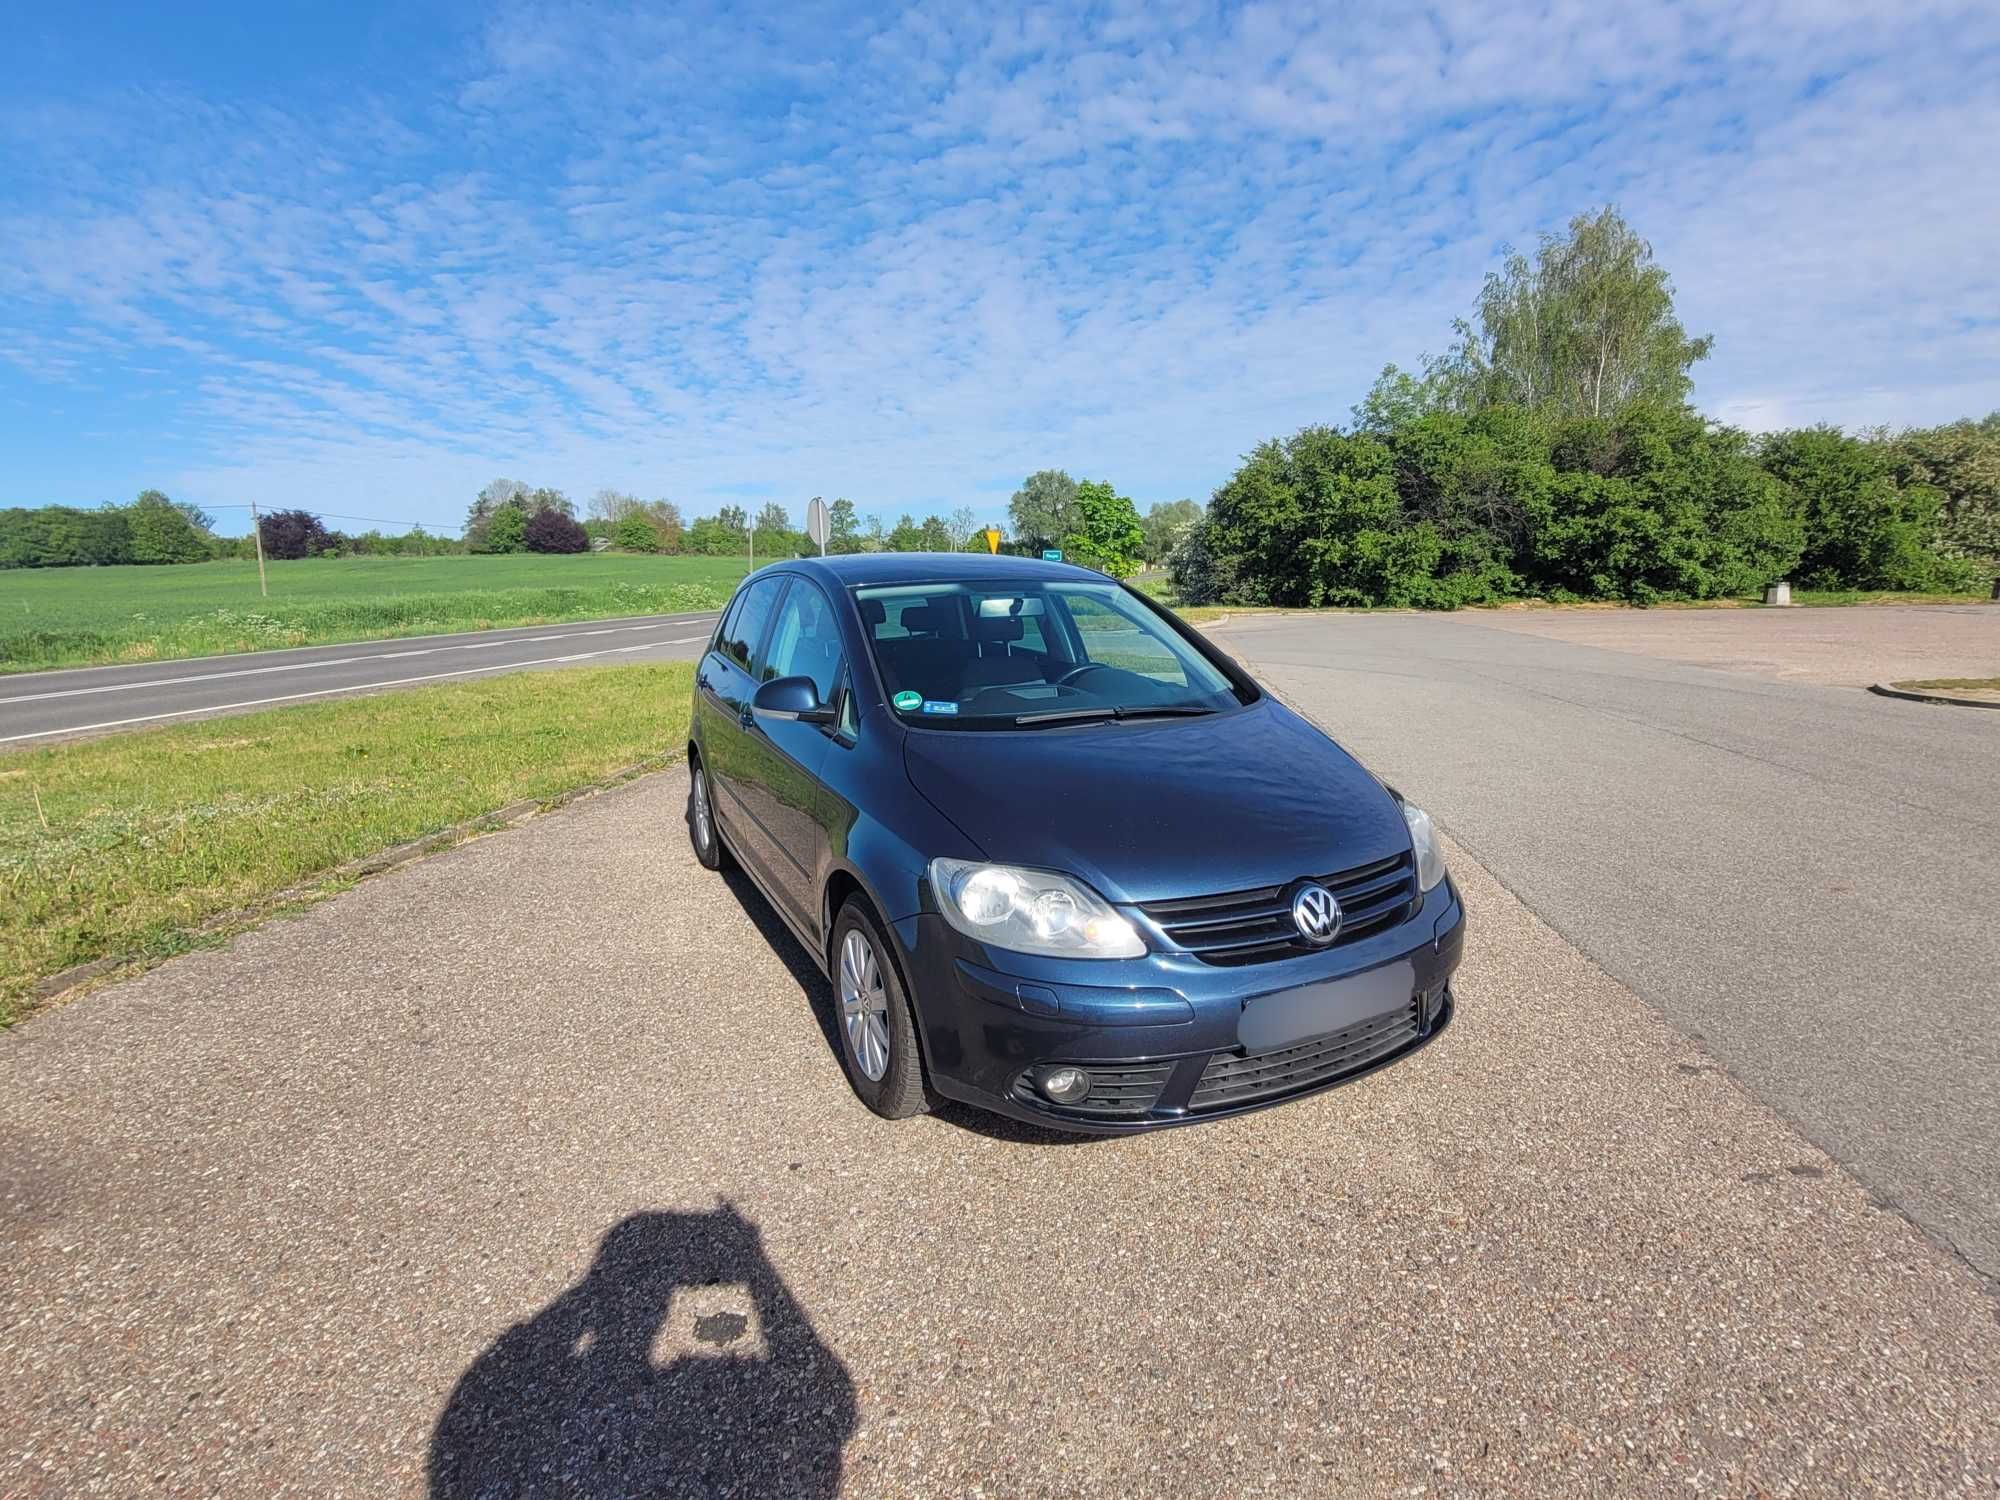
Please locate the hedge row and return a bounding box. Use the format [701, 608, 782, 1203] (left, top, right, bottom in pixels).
[1170, 404, 1994, 608]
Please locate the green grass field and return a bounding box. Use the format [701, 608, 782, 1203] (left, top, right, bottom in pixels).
[0, 553, 753, 672]
[0, 660, 696, 1023]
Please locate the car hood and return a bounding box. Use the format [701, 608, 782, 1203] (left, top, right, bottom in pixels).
[899, 697, 1411, 905]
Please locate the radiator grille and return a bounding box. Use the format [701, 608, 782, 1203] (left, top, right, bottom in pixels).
[1138, 851, 1418, 966]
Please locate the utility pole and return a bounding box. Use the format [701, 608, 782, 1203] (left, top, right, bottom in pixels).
[248, 498, 269, 598]
[749, 517, 756, 572]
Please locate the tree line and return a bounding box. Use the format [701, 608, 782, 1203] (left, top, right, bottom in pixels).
[1, 491, 227, 568]
[1168, 208, 1998, 607]
[559, 489, 1010, 561]
[0, 493, 464, 568]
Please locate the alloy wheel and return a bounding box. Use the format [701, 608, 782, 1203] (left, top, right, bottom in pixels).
[692, 767, 713, 852]
[838, 928, 891, 1082]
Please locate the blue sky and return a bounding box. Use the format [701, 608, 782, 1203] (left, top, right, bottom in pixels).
[3, 1, 1996, 537]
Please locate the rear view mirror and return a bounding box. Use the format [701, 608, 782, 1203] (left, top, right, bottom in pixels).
[975, 595, 1045, 618]
[752, 675, 835, 725]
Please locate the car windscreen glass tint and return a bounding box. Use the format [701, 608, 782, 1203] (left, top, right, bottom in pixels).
[1060, 591, 1193, 687]
[856, 580, 1239, 729]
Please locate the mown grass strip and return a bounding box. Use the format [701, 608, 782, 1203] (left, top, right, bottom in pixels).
[0, 661, 695, 1023]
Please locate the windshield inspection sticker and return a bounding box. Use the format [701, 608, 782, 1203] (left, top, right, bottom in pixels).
[921, 700, 960, 715]
[892, 690, 922, 711]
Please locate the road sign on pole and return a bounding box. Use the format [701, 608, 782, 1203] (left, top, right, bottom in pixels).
[806, 496, 830, 554]
[983, 527, 1002, 554]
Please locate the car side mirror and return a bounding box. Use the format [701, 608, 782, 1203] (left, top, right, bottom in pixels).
[752, 675, 835, 725]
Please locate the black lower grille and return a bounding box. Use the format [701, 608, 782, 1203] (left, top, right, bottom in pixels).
[1190, 1003, 1421, 1111]
[1138, 851, 1419, 966]
[1012, 1061, 1172, 1118]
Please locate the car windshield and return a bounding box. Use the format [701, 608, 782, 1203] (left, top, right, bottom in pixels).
[855, 580, 1245, 729]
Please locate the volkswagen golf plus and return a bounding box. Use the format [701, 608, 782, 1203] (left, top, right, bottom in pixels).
[687, 553, 1464, 1132]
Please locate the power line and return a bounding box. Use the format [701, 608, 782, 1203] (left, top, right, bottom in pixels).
[202, 503, 466, 535]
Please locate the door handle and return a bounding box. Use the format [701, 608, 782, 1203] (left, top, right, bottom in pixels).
[696, 672, 710, 691]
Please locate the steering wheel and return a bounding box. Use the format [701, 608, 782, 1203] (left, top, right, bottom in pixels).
[1053, 662, 1108, 687]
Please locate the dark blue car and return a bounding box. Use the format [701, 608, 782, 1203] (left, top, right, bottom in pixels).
[687, 553, 1464, 1133]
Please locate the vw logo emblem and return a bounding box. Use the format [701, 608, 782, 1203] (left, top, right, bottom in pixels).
[1291, 883, 1342, 946]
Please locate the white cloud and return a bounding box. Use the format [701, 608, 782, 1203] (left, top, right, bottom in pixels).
[0, 0, 1995, 526]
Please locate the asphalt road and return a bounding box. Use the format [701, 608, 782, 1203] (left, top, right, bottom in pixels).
[1211, 607, 2000, 1284]
[4, 769, 1996, 1495]
[0, 610, 723, 744]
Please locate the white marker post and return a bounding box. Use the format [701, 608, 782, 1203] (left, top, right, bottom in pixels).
[248, 498, 269, 598]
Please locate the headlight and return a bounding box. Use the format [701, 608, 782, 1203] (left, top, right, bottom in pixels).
[1402, 802, 1446, 891]
[928, 859, 1145, 959]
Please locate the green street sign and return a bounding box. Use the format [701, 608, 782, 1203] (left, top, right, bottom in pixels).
[1041, 549, 1062, 561]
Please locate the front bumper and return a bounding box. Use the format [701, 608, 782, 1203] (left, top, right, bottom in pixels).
[893, 875, 1467, 1133]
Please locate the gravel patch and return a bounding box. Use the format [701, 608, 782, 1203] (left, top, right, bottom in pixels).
[1464, 603, 2000, 687]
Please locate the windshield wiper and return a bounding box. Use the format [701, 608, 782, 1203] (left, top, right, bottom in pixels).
[1012, 704, 1218, 727]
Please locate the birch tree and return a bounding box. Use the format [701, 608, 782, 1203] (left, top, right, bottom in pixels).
[1448, 207, 1712, 420]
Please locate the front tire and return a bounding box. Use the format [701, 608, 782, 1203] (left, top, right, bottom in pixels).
[688, 760, 731, 872]
[830, 899, 928, 1120]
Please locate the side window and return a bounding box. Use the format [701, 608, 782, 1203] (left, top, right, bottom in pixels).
[1059, 590, 1190, 686]
[760, 577, 845, 700]
[712, 589, 746, 657]
[719, 576, 786, 671]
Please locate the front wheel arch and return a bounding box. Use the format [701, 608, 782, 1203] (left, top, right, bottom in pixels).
[828, 895, 931, 1120]
[823, 872, 936, 1094]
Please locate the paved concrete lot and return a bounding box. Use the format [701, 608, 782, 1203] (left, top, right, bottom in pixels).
[1212, 607, 2000, 1289]
[0, 610, 722, 744]
[1469, 602, 2000, 687]
[4, 770, 1996, 1496]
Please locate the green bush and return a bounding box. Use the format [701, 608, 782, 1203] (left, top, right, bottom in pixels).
[0, 505, 134, 568]
[127, 490, 210, 564]
[612, 514, 662, 552]
[1525, 404, 1804, 602]
[1180, 402, 1829, 609]
[1194, 428, 1465, 607]
[1061, 480, 1146, 578]
[1761, 426, 1979, 591]
[1894, 416, 2000, 571]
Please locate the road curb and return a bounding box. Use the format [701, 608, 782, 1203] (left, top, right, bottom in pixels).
[24, 753, 686, 1008]
[1867, 682, 2000, 711]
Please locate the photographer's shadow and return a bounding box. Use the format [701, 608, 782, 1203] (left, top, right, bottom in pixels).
[429, 1204, 855, 1499]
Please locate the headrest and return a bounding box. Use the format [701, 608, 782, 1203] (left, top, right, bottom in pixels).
[859, 598, 886, 626]
[898, 603, 937, 634]
[972, 615, 1024, 642]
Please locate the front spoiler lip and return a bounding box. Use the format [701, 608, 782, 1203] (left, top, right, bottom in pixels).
[929, 988, 1456, 1136]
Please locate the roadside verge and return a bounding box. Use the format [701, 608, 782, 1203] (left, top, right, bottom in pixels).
[0, 660, 695, 1024]
[1870, 678, 2000, 709]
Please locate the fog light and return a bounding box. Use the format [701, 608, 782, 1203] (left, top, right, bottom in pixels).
[1037, 1066, 1091, 1104]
